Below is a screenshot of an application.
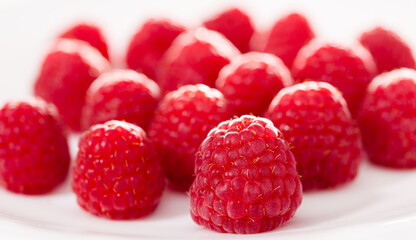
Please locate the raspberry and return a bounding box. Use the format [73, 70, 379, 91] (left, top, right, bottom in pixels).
[265, 82, 363, 190]
[203, 8, 254, 53]
[0, 99, 70, 194]
[60, 22, 110, 60]
[216, 52, 293, 116]
[264, 12, 315, 68]
[157, 28, 240, 93]
[72, 120, 165, 219]
[292, 41, 376, 115]
[190, 115, 302, 234]
[34, 39, 110, 131]
[126, 18, 185, 79]
[359, 27, 416, 74]
[148, 84, 229, 190]
[358, 68, 416, 168]
[82, 69, 160, 131]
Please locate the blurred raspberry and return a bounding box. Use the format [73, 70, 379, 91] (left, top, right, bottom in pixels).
[60, 22, 110, 60]
[359, 27, 416, 74]
[0, 99, 70, 194]
[34, 39, 110, 131]
[82, 69, 160, 131]
[72, 120, 165, 219]
[190, 115, 302, 234]
[203, 7, 254, 53]
[265, 82, 363, 190]
[264, 12, 315, 68]
[292, 41, 376, 115]
[126, 18, 186, 79]
[216, 52, 293, 116]
[148, 84, 229, 190]
[358, 68, 416, 168]
[157, 28, 240, 93]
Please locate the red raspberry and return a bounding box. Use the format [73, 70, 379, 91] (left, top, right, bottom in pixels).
[264, 12, 315, 68]
[126, 18, 186, 79]
[0, 99, 70, 194]
[265, 82, 363, 190]
[72, 120, 165, 219]
[82, 69, 160, 131]
[359, 27, 416, 74]
[216, 52, 293, 116]
[292, 41, 376, 115]
[157, 28, 240, 93]
[358, 68, 416, 168]
[203, 8, 254, 53]
[34, 39, 110, 131]
[60, 22, 110, 60]
[148, 84, 229, 191]
[190, 115, 302, 234]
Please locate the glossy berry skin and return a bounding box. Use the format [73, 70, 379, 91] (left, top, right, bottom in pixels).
[264, 13, 315, 68]
[358, 68, 416, 168]
[157, 28, 240, 94]
[190, 115, 302, 234]
[148, 84, 229, 191]
[82, 70, 160, 131]
[216, 52, 293, 116]
[60, 23, 110, 60]
[292, 41, 376, 115]
[203, 8, 254, 53]
[265, 82, 363, 190]
[34, 39, 110, 131]
[359, 27, 416, 74]
[0, 99, 70, 194]
[126, 19, 186, 79]
[72, 120, 165, 219]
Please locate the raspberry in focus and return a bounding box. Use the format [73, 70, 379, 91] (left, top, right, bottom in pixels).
[216, 52, 293, 116]
[34, 39, 111, 131]
[82, 69, 160, 131]
[126, 18, 186, 79]
[265, 82, 363, 190]
[72, 120, 165, 219]
[203, 8, 254, 53]
[292, 41, 376, 115]
[60, 22, 110, 60]
[148, 84, 229, 190]
[264, 12, 315, 68]
[359, 27, 416, 74]
[190, 115, 302, 234]
[157, 28, 240, 94]
[0, 99, 70, 194]
[358, 68, 416, 168]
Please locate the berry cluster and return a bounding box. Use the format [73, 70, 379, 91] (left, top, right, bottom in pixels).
[1, 5, 416, 236]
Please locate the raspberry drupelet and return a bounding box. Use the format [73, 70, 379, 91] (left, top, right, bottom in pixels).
[190, 115, 302, 234]
[216, 52, 293, 116]
[82, 69, 160, 131]
[265, 81, 363, 190]
[358, 68, 416, 168]
[34, 39, 110, 131]
[148, 84, 229, 191]
[0, 99, 70, 194]
[126, 18, 186, 79]
[72, 120, 165, 219]
[292, 40, 376, 115]
[157, 28, 240, 94]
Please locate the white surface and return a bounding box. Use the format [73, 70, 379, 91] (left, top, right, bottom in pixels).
[1, 0, 416, 239]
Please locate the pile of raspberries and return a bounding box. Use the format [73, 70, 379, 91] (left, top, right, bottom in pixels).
[1, 7, 416, 234]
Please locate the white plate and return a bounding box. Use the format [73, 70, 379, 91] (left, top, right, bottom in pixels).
[1, 0, 416, 239]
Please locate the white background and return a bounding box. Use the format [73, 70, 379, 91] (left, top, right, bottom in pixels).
[1, 0, 416, 239]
